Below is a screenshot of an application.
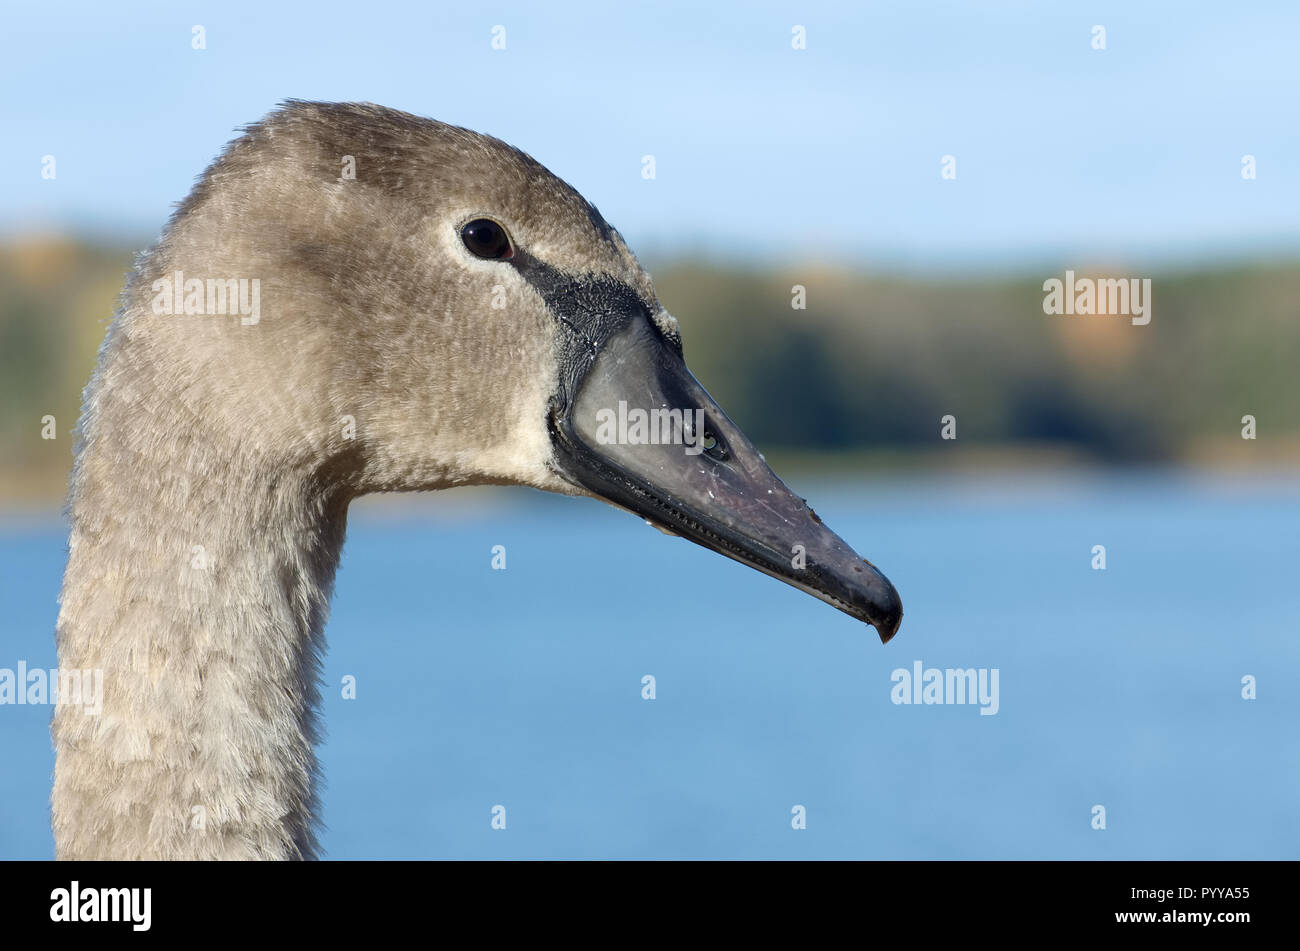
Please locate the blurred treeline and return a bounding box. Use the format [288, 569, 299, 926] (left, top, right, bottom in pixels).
[2, 235, 1298, 504]
[658, 260, 1299, 466]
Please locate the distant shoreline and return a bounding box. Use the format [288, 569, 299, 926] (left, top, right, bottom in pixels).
[4, 443, 1297, 517]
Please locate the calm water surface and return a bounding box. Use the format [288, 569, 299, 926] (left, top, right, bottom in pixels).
[1, 470, 1296, 858]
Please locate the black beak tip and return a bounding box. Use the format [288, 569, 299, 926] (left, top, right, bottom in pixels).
[862, 565, 903, 645]
[874, 603, 903, 644]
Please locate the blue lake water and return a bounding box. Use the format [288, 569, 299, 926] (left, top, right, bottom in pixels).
[1, 470, 1297, 859]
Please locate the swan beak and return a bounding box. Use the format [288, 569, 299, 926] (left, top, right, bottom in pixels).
[548, 318, 903, 643]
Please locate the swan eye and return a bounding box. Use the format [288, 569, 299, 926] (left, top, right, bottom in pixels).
[460, 218, 514, 260]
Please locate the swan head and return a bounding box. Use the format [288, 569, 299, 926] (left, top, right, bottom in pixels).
[140, 100, 902, 641]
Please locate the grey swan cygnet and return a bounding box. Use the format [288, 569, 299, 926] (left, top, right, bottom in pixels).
[52, 101, 902, 860]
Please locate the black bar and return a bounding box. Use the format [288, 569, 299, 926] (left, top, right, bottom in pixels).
[0, 860, 1279, 937]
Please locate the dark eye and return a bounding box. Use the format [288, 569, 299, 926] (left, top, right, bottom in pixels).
[460, 218, 513, 260]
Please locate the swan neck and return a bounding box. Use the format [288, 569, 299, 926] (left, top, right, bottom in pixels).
[52, 401, 348, 859]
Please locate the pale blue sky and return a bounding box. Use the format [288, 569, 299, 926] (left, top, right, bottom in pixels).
[2, 0, 1297, 271]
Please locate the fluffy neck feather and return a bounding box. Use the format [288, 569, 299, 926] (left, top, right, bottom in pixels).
[52, 331, 348, 859]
